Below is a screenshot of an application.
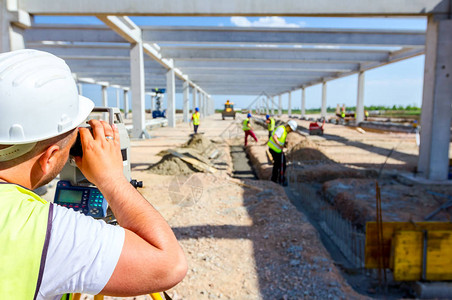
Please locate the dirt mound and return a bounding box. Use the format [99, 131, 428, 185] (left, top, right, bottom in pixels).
[183, 134, 213, 153]
[285, 133, 333, 163]
[291, 164, 377, 183]
[322, 178, 452, 228]
[148, 154, 197, 175]
[149, 135, 225, 176]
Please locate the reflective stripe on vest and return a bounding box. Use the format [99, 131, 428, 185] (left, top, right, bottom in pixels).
[192, 112, 200, 125]
[267, 118, 275, 132]
[267, 125, 287, 153]
[242, 118, 251, 131]
[0, 184, 52, 299]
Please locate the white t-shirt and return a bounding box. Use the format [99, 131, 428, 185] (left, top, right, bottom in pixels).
[274, 127, 285, 139]
[36, 204, 125, 300]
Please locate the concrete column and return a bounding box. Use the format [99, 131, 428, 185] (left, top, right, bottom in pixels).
[266, 97, 269, 115]
[278, 95, 282, 116]
[198, 91, 202, 118]
[0, 2, 27, 52]
[115, 88, 120, 108]
[130, 42, 146, 138]
[77, 83, 83, 95]
[192, 88, 197, 113]
[166, 68, 176, 128]
[123, 89, 129, 119]
[356, 71, 365, 124]
[183, 81, 190, 122]
[301, 87, 306, 117]
[271, 96, 275, 115]
[288, 91, 292, 116]
[101, 85, 108, 107]
[321, 82, 327, 118]
[101, 85, 108, 120]
[150, 94, 155, 112]
[418, 16, 452, 180]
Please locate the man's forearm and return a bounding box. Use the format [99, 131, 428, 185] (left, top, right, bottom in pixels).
[98, 177, 179, 252]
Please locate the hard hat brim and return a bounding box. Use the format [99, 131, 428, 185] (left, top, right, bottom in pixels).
[75, 95, 95, 129]
[0, 95, 94, 145]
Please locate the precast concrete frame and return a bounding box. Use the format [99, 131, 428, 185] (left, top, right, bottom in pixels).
[1, 0, 451, 180]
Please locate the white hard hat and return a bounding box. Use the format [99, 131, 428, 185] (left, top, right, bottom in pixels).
[288, 120, 298, 131]
[0, 49, 94, 144]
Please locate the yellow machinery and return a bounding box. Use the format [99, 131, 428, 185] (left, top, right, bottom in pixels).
[221, 100, 236, 120]
[365, 222, 452, 281]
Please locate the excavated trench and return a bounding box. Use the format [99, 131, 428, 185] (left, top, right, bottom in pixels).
[230, 145, 257, 180]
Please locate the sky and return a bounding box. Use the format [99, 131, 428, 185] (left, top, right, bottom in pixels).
[35, 15, 427, 111]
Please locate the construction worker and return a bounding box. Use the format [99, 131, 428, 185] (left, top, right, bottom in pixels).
[365, 110, 369, 120]
[265, 114, 275, 139]
[267, 120, 298, 185]
[191, 107, 200, 134]
[243, 113, 258, 147]
[0, 50, 187, 298]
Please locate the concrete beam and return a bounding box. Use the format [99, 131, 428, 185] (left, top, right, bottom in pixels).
[20, 0, 450, 16]
[418, 16, 452, 181]
[175, 60, 358, 72]
[143, 27, 425, 47]
[161, 46, 392, 63]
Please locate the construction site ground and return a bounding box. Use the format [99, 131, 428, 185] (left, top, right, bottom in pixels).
[43, 113, 452, 299]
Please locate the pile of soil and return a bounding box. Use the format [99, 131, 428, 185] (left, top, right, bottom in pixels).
[148, 135, 223, 176]
[183, 134, 214, 154]
[323, 178, 452, 228]
[290, 164, 377, 183]
[148, 154, 198, 176]
[286, 133, 333, 163]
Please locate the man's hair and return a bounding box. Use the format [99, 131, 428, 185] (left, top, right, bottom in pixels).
[0, 129, 76, 170]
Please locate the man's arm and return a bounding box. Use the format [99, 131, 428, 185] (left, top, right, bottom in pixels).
[75, 120, 187, 296]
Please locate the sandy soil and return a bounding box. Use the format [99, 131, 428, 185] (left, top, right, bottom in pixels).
[69, 114, 367, 299]
[247, 115, 452, 232]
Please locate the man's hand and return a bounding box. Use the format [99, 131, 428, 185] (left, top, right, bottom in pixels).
[74, 119, 124, 189]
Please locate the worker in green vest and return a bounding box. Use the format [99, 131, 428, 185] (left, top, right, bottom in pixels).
[267, 120, 298, 185]
[191, 107, 200, 134]
[243, 113, 258, 146]
[0, 50, 187, 299]
[265, 114, 276, 139]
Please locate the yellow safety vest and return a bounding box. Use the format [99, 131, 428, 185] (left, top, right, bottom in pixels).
[268, 118, 275, 132]
[267, 125, 288, 153]
[0, 184, 52, 299]
[192, 112, 200, 125]
[242, 118, 251, 131]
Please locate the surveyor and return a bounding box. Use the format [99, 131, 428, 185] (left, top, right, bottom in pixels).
[267, 120, 298, 185]
[243, 113, 258, 147]
[0, 49, 187, 299]
[265, 114, 275, 139]
[191, 107, 200, 134]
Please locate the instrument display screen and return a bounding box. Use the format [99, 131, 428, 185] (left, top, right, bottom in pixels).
[58, 189, 83, 204]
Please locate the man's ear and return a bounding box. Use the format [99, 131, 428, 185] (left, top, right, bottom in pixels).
[37, 145, 60, 174]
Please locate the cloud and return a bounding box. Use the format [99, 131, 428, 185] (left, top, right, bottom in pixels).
[230, 16, 302, 28]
